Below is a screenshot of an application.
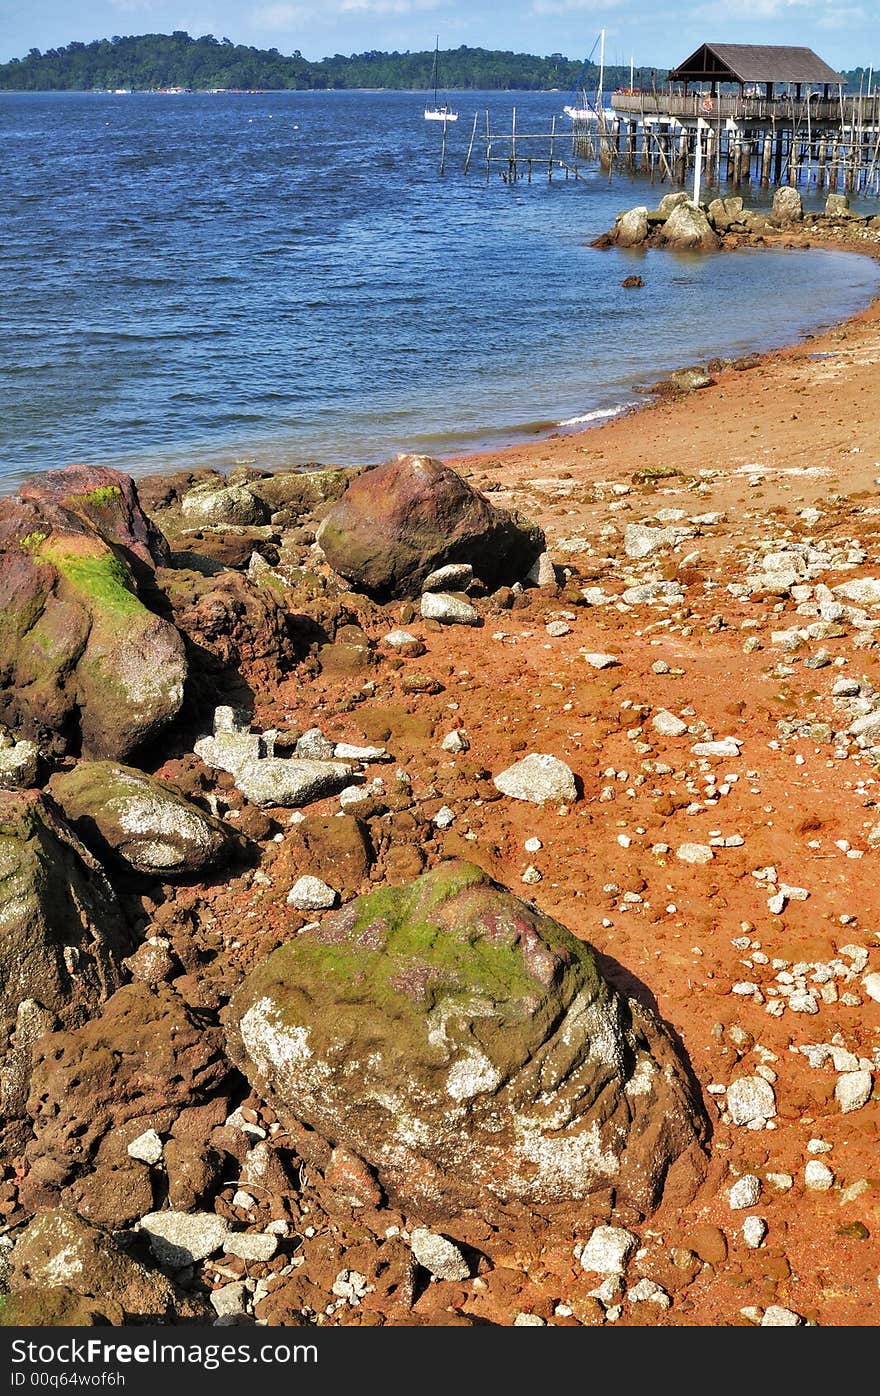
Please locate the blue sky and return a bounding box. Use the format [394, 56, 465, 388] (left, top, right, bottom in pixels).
[0, 0, 876, 67]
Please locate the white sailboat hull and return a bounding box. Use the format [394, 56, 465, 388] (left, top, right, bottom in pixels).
[424, 108, 458, 121]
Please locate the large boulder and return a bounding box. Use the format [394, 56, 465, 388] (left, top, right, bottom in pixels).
[707, 196, 744, 231]
[0, 792, 131, 1142]
[615, 205, 649, 247]
[659, 201, 720, 252]
[49, 761, 235, 877]
[0, 466, 185, 759]
[771, 185, 803, 224]
[316, 454, 544, 599]
[10, 1209, 184, 1321]
[227, 861, 707, 1220]
[24, 984, 229, 1226]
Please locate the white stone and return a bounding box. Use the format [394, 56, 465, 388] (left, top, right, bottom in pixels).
[433, 806, 455, 829]
[624, 523, 683, 559]
[528, 552, 558, 588]
[139, 1211, 230, 1267]
[762, 1305, 803, 1326]
[127, 1129, 163, 1166]
[333, 743, 388, 762]
[423, 563, 474, 592]
[210, 1281, 248, 1318]
[384, 629, 419, 648]
[726, 1076, 776, 1127]
[580, 1225, 638, 1276]
[513, 1313, 546, 1326]
[420, 592, 480, 626]
[835, 1070, 873, 1114]
[691, 738, 741, 758]
[676, 843, 714, 865]
[728, 1174, 762, 1210]
[235, 758, 353, 810]
[804, 1160, 835, 1191]
[626, 1277, 670, 1308]
[546, 621, 571, 638]
[652, 710, 688, 737]
[287, 876, 337, 911]
[441, 730, 470, 754]
[410, 1228, 470, 1281]
[742, 1216, 767, 1249]
[582, 652, 620, 670]
[295, 728, 335, 760]
[862, 972, 880, 1003]
[224, 1232, 278, 1263]
[494, 753, 577, 805]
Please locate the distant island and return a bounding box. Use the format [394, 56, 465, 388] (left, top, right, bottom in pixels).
[0, 32, 660, 92]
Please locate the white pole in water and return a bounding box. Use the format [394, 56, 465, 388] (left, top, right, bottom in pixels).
[598, 29, 605, 109]
[693, 118, 704, 205]
[630, 55, 634, 92]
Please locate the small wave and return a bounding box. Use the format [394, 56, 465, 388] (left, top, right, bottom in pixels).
[557, 404, 629, 427]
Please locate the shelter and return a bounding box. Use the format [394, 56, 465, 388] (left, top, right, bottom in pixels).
[667, 43, 843, 100]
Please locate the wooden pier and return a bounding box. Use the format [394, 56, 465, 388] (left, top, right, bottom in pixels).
[440, 42, 880, 199]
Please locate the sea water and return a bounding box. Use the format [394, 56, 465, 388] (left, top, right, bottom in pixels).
[2, 88, 879, 492]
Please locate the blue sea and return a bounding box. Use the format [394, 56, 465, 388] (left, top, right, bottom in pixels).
[2, 88, 879, 492]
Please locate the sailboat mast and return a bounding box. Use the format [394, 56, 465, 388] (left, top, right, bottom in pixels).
[433, 36, 439, 107]
[598, 29, 605, 107]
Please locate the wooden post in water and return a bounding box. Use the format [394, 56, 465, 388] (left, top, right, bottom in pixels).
[464, 112, 478, 175]
[761, 131, 773, 185]
[548, 114, 556, 181]
[511, 106, 517, 182]
[485, 110, 491, 182]
[817, 135, 827, 188]
[740, 136, 752, 184]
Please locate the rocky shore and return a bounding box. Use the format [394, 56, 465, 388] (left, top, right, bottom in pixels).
[2, 256, 880, 1326]
[594, 184, 880, 254]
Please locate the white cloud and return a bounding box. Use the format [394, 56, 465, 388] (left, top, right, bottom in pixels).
[340, 0, 442, 12]
[250, 3, 311, 29]
[529, 0, 625, 14]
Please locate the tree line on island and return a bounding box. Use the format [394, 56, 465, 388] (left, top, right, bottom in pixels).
[0, 32, 659, 92]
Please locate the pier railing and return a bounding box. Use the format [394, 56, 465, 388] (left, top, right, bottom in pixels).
[610, 90, 880, 126]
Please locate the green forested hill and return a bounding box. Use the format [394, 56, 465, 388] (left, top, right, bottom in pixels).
[0, 32, 660, 92]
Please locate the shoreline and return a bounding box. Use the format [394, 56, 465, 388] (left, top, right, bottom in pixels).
[4, 217, 880, 1328]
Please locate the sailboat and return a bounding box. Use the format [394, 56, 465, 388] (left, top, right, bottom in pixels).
[564, 29, 605, 123]
[424, 38, 458, 122]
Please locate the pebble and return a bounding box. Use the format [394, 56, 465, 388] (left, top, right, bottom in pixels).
[127, 1128, 163, 1165]
[726, 1076, 777, 1127]
[729, 1175, 762, 1209]
[331, 1269, 369, 1304]
[546, 621, 571, 637]
[433, 805, 455, 829]
[691, 738, 741, 758]
[494, 753, 577, 805]
[210, 1281, 248, 1318]
[410, 1228, 470, 1281]
[224, 1232, 278, 1263]
[521, 865, 542, 884]
[653, 710, 688, 736]
[761, 1305, 804, 1326]
[420, 591, 480, 626]
[741, 1216, 767, 1249]
[513, 1313, 546, 1326]
[676, 843, 714, 865]
[423, 562, 474, 592]
[626, 1277, 671, 1308]
[441, 730, 470, 754]
[286, 875, 337, 911]
[835, 1070, 873, 1114]
[524, 836, 542, 853]
[582, 652, 620, 670]
[333, 743, 388, 762]
[384, 629, 419, 648]
[804, 1160, 835, 1191]
[295, 728, 336, 761]
[862, 972, 880, 1003]
[579, 1225, 638, 1275]
[139, 1212, 230, 1267]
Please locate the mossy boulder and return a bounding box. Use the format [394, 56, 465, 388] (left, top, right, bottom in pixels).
[50, 761, 236, 877]
[10, 1209, 180, 1321]
[227, 861, 708, 1220]
[0, 1286, 122, 1327]
[316, 454, 544, 600]
[0, 466, 185, 759]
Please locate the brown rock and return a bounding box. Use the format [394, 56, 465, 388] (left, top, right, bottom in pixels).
[686, 1224, 728, 1266]
[316, 454, 544, 600]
